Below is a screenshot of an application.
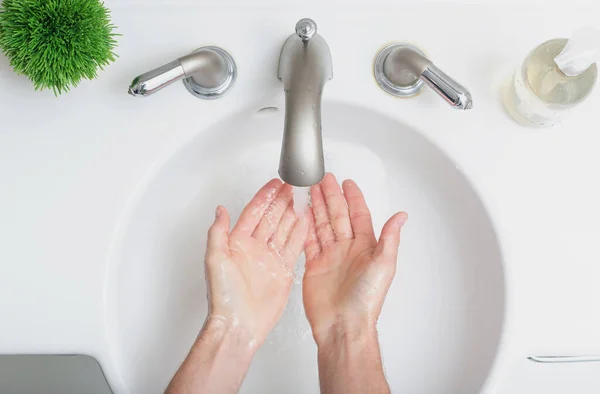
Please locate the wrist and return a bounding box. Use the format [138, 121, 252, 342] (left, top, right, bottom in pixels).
[199, 315, 260, 358]
[165, 315, 258, 394]
[316, 320, 388, 393]
[314, 319, 379, 350]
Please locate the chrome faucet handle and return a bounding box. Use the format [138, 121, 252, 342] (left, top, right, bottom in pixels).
[128, 46, 236, 99]
[374, 43, 473, 110]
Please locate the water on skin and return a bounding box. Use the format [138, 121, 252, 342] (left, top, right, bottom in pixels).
[255, 186, 312, 348]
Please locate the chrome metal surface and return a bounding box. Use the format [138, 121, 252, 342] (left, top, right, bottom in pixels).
[421, 64, 473, 109]
[182, 47, 237, 99]
[128, 46, 236, 99]
[374, 42, 473, 109]
[528, 356, 600, 364]
[374, 43, 427, 98]
[278, 19, 333, 186]
[295, 18, 317, 42]
[128, 60, 184, 97]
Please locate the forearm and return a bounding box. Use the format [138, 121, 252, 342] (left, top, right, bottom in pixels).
[165, 317, 257, 394]
[317, 326, 390, 394]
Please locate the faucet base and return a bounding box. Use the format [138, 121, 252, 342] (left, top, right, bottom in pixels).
[374, 43, 427, 98]
[182, 46, 237, 100]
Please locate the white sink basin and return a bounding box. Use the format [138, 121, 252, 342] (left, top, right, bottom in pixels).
[106, 101, 505, 394]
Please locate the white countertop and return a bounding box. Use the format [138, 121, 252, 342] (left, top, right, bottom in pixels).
[1, 1, 599, 392]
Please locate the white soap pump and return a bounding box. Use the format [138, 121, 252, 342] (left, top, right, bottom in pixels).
[505, 27, 599, 128]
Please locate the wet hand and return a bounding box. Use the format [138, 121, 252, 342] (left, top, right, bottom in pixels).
[204, 179, 308, 347]
[303, 173, 408, 345]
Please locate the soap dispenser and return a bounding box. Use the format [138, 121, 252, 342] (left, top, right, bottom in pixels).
[505, 27, 599, 127]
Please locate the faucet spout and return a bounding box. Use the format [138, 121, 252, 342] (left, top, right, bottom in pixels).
[278, 19, 333, 187]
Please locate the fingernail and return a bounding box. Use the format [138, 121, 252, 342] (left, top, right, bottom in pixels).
[397, 212, 408, 227]
[215, 207, 221, 219]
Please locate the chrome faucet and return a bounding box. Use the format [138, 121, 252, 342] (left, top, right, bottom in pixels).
[374, 43, 473, 109]
[128, 46, 237, 99]
[278, 18, 333, 187]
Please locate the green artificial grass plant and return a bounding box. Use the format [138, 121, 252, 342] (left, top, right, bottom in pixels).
[0, 0, 118, 95]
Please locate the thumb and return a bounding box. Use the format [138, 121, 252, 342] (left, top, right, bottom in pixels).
[207, 205, 231, 255]
[374, 212, 408, 260]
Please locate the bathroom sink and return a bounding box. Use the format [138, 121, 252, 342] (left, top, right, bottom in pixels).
[105, 101, 505, 394]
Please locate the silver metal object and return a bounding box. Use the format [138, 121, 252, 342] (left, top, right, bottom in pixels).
[528, 356, 600, 364]
[295, 18, 317, 42]
[278, 18, 333, 187]
[0, 355, 112, 394]
[374, 43, 473, 110]
[128, 46, 236, 99]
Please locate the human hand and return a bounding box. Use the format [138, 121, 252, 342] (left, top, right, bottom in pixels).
[303, 173, 407, 345]
[204, 179, 308, 347]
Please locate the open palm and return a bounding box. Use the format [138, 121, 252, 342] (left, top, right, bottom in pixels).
[205, 179, 308, 345]
[303, 174, 407, 344]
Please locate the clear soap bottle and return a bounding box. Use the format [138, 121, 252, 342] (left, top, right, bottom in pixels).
[505, 28, 599, 128]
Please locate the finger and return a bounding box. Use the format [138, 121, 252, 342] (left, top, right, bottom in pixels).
[374, 212, 408, 260]
[253, 183, 293, 243]
[342, 179, 376, 243]
[311, 183, 336, 247]
[269, 201, 297, 251]
[304, 207, 321, 262]
[321, 173, 353, 240]
[232, 179, 283, 236]
[207, 206, 231, 259]
[283, 212, 310, 268]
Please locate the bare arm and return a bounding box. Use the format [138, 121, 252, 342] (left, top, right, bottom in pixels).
[317, 327, 389, 394]
[165, 179, 308, 394]
[303, 173, 407, 394]
[165, 318, 256, 394]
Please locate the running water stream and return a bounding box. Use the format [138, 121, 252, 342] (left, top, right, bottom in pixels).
[292, 185, 311, 215]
